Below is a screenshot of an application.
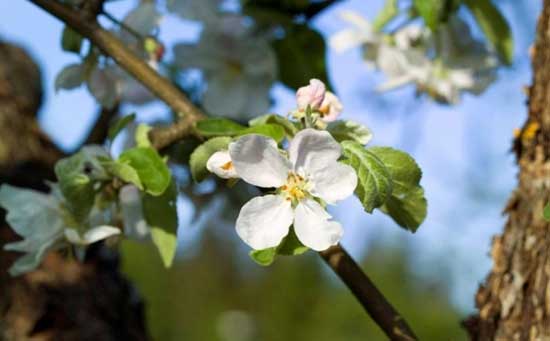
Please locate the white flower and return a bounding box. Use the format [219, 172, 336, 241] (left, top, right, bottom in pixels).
[296, 79, 326, 111]
[319, 91, 343, 122]
[207, 150, 238, 179]
[330, 11, 380, 54]
[64, 226, 121, 246]
[229, 129, 357, 251]
[173, 16, 277, 119]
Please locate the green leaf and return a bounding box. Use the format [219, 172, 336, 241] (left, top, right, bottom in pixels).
[54, 148, 110, 221]
[544, 203, 550, 222]
[276, 227, 308, 256]
[55, 64, 84, 92]
[135, 123, 153, 148]
[61, 26, 83, 54]
[195, 118, 246, 137]
[273, 24, 332, 90]
[105, 160, 143, 190]
[249, 114, 298, 137]
[373, 0, 398, 31]
[341, 141, 392, 213]
[143, 181, 178, 267]
[239, 124, 285, 142]
[413, 0, 443, 30]
[0, 185, 65, 276]
[250, 248, 277, 266]
[189, 137, 232, 182]
[368, 147, 427, 231]
[249, 227, 308, 266]
[380, 187, 427, 232]
[108, 113, 136, 143]
[464, 0, 514, 64]
[119, 147, 171, 196]
[196, 118, 286, 142]
[327, 120, 373, 145]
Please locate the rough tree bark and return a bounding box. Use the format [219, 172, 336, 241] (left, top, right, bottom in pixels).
[0, 42, 149, 341]
[465, 1, 550, 339]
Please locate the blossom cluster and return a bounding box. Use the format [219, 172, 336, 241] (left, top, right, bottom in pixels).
[207, 80, 357, 252]
[331, 11, 498, 104]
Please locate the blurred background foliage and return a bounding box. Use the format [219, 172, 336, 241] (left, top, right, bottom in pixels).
[122, 233, 466, 340]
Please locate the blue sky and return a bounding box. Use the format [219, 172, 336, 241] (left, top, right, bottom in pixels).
[0, 0, 540, 311]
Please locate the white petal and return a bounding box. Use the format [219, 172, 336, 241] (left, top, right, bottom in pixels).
[236, 195, 293, 250]
[289, 129, 341, 173]
[339, 10, 372, 31]
[294, 198, 343, 251]
[206, 151, 238, 179]
[296, 79, 326, 110]
[82, 226, 121, 244]
[229, 135, 290, 188]
[330, 29, 369, 53]
[309, 162, 357, 204]
[319, 91, 343, 122]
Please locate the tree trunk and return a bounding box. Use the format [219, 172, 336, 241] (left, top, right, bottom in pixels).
[0, 41, 149, 341]
[465, 1, 550, 339]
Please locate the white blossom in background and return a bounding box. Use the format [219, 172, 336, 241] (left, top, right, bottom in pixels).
[173, 15, 277, 119]
[64, 226, 121, 246]
[55, 2, 163, 108]
[207, 150, 239, 179]
[227, 129, 357, 251]
[330, 10, 499, 104]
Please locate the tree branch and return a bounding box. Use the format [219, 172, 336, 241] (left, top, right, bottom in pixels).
[28, 0, 205, 149]
[320, 245, 418, 340]
[28, 1, 418, 338]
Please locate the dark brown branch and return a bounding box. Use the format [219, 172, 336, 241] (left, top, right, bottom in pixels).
[80, 105, 119, 147]
[320, 245, 418, 340]
[28, 1, 418, 337]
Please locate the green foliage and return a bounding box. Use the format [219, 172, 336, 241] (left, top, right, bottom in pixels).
[249, 114, 299, 138]
[341, 142, 427, 231]
[121, 232, 467, 341]
[195, 118, 286, 142]
[143, 181, 179, 267]
[61, 26, 83, 54]
[373, 0, 398, 31]
[250, 248, 277, 266]
[544, 202, 550, 222]
[55, 64, 84, 91]
[54, 147, 109, 222]
[327, 120, 373, 145]
[464, 0, 514, 64]
[108, 113, 136, 143]
[369, 147, 427, 231]
[119, 147, 171, 196]
[189, 137, 232, 182]
[341, 141, 392, 213]
[413, 0, 444, 30]
[273, 24, 332, 91]
[0, 185, 65, 276]
[250, 228, 309, 266]
[105, 160, 143, 190]
[135, 123, 153, 148]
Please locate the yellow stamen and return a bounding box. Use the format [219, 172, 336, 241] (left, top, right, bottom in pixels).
[221, 161, 233, 170]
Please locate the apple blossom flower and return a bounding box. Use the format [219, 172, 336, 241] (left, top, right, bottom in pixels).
[173, 15, 277, 119]
[207, 150, 239, 179]
[296, 79, 326, 111]
[318, 91, 343, 122]
[228, 129, 357, 251]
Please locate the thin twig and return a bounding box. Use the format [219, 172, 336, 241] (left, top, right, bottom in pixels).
[27, 1, 418, 338]
[320, 245, 418, 340]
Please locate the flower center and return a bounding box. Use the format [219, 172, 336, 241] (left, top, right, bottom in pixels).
[221, 161, 233, 171]
[279, 172, 310, 203]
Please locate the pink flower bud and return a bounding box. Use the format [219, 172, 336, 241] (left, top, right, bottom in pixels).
[296, 79, 326, 110]
[319, 91, 343, 122]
